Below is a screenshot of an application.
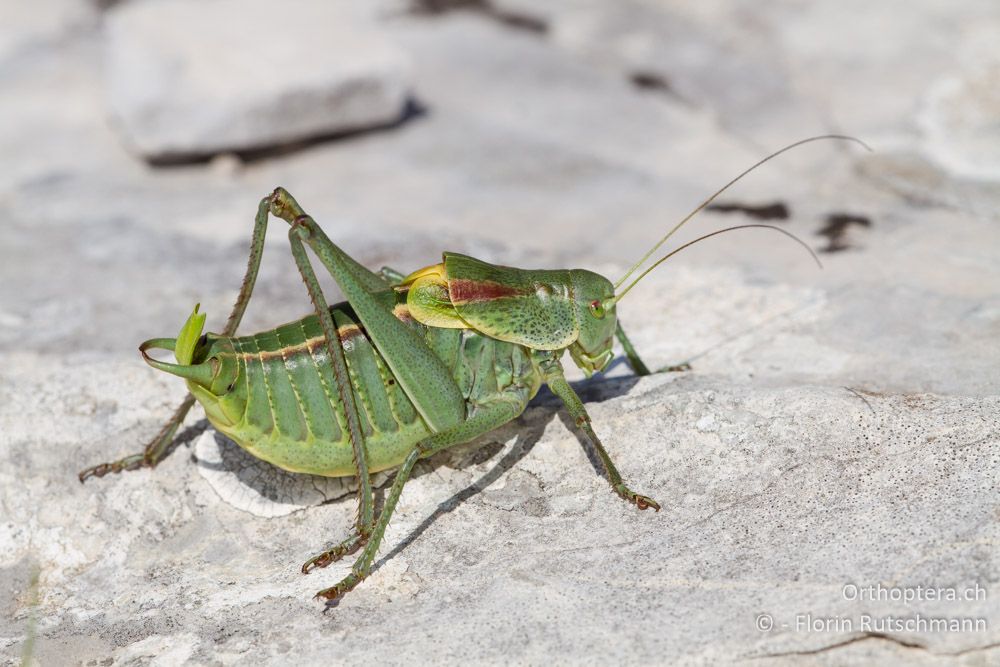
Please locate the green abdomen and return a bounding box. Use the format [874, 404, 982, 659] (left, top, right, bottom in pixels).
[202, 303, 539, 477]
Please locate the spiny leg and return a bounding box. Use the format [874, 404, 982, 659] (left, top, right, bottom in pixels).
[540, 354, 660, 511]
[271, 188, 392, 294]
[302, 533, 366, 574]
[276, 191, 450, 570]
[270, 187, 469, 594]
[270, 187, 466, 436]
[286, 222, 376, 563]
[316, 449, 420, 601]
[220, 197, 272, 336]
[316, 396, 525, 602]
[79, 198, 273, 482]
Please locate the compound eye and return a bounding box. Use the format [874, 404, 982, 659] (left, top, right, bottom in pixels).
[589, 300, 605, 319]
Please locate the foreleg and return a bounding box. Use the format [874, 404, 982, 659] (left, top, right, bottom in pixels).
[540, 353, 660, 511]
[615, 322, 691, 375]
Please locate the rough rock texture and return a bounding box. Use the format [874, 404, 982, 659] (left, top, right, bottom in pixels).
[1, 1, 999, 665]
[103, 0, 412, 160]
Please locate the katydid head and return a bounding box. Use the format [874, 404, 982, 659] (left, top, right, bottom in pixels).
[567, 269, 618, 377]
[139, 305, 240, 406]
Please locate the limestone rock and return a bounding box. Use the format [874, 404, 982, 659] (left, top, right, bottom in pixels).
[194, 431, 377, 518]
[103, 0, 412, 159]
[1, 2, 999, 665]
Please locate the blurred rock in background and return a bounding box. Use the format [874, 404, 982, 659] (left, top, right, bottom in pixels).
[104, 0, 413, 161]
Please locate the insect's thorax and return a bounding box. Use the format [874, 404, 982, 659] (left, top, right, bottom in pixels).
[188, 298, 541, 477]
[399, 253, 618, 377]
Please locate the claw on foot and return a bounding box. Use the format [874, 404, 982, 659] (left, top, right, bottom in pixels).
[616, 485, 661, 512]
[633, 494, 661, 512]
[314, 573, 361, 603]
[302, 552, 334, 574]
[78, 454, 148, 483]
[663, 362, 692, 373]
[301, 536, 365, 574]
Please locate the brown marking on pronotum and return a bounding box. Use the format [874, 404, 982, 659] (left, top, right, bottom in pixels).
[449, 279, 526, 303]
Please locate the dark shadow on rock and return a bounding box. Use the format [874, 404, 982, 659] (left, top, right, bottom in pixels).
[372, 371, 646, 569]
[409, 0, 548, 35]
[186, 368, 648, 562]
[628, 70, 695, 106]
[556, 374, 643, 480]
[531, 372, 642, 408]
[191, 409, 546, 512]
[146, 97, 429, 167]
[556, 409, 604, 480]
[163, 417, 211, 461]
[374, 415, 550, 570]
[817, 212, 872, 253]
[706, 201, 790, 221]
[194, 431, 254, 474]
[193, 430, 367, 507]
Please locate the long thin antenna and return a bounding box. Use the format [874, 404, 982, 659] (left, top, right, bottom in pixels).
[613, 134, 871, 289]
[613, 224, 821, 303]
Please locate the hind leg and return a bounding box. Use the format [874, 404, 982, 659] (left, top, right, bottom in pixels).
[284, 222, 381, 568]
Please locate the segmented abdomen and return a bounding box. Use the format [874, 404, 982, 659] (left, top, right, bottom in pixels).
[218, 303, 538, 477]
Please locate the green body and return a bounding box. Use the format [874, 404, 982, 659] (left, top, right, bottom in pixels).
[190, 297, 541, 477]
[162, 249, 618, 480]
[83, 188, 657, 603]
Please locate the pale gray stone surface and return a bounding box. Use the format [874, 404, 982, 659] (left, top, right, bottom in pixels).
[103, 0, 412, 159]
[1, 2, 998, 665]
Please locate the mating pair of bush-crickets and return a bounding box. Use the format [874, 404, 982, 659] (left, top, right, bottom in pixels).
[79, 136, 864, 604]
